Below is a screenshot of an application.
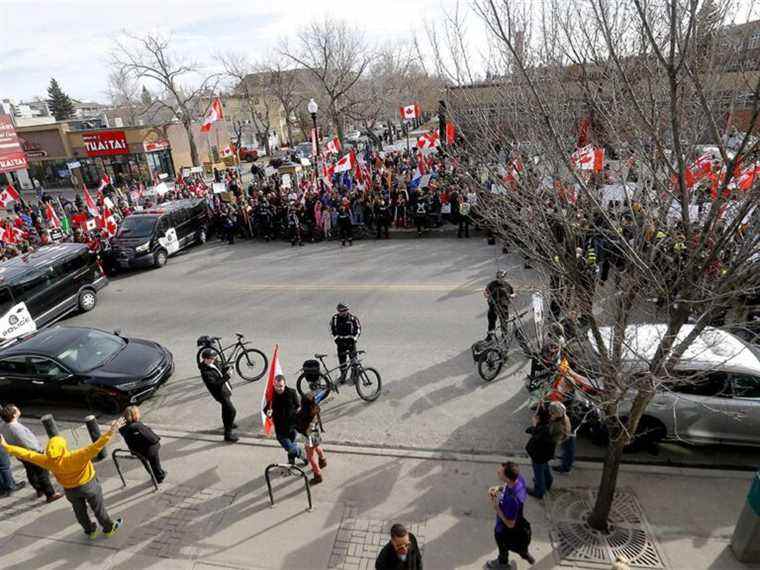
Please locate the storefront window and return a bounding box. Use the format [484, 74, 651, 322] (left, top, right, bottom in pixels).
[146, 150, 175, 180]
[27, 160, 76, 189]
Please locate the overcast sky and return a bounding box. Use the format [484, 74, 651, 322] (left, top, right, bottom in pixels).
[0, 0, 452, 103]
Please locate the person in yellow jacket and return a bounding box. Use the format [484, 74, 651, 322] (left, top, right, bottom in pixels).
[0, 417, 126, 539]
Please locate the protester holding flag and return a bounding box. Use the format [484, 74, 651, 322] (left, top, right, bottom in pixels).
[198, 349, 239, 443]
[264, 372, 306, 466]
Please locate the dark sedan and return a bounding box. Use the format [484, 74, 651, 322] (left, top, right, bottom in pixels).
[0, 326, 173, 414]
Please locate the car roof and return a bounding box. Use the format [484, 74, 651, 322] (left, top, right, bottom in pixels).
[132, 199, 203, 217]
[0, 243, 89, 283]
[0, 326, 109, 358]
[591, 324, 760, 375]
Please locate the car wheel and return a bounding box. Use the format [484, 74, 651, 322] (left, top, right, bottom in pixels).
[625, 415, 667, 452]
[78, 290, 97, 312]
[154, 249, 168, 268]
[87, 393, 122, 415]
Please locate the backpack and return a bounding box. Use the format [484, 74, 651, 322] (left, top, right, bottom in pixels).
[416, 202, 426, 215]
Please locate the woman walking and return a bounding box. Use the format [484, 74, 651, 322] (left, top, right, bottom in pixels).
[296, 393, 327, 485]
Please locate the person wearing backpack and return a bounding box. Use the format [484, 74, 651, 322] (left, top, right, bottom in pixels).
[414, 195, 428, 237]
[295, 393, 327, 485]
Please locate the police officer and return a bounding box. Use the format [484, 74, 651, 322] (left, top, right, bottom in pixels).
[337, 205, 353, 246]
[198, 350, 238, 443]
[484, 270, 515, 340]
[375, 199, 391, 239]
[414, 194, 428, 237]
[330, 303, 362, 383]
[287, 204, 303, 247]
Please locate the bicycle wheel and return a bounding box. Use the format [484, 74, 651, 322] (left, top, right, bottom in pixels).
[355, 367, 382, 402]
[235, 348, 268, 382]
[296, 372, 332, 400]
[478, 348, 504, 382]
[196, 346, 223, 367]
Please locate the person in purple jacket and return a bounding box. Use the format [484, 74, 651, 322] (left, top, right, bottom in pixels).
[486, 462, 536, 568]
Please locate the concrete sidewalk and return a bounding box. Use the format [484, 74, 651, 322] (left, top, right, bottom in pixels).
[0, 426, 757, 570]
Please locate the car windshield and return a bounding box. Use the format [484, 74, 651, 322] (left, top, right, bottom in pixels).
[56, 330, 126, 372]
[117, 216, 157, 238]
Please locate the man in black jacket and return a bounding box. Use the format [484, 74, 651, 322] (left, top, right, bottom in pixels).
[375, 523, 422, 570]
[375, 200, 391, 239]
[119, 405, 166, 483]
[484, 270, 515, 340]
[330, 303, 361, 383]
[198, 350, 238, 443]
[337, 204, 353, 246]
[264, 375, 306, 465]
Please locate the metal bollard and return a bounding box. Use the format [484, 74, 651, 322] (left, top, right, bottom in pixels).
[731, 471, 760, 562]
[40, 414, 59, 438]
[84, 415, 107, 462]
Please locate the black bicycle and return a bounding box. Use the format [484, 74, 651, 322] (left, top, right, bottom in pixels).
[296, 351, 382, 402]
[476, 310, 532, 381]
[196, 333, 268, 382]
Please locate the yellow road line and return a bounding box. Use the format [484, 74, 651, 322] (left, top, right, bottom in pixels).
[233, 283, 535, 293]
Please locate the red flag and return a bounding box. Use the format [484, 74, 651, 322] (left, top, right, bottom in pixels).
[260, 345, 282, 436]
[2, 221, 15, 244]
[98, 207, 118, 237]
[445, 122, 456, 145]
[325, 137, 342, 154]
[400, 104, 421, 120]
[0, 184, 20, 209]
[416, 131, 440, 149]
[97, 174, 111, 192]
[45, 203, 61, 229]
[335, 153, 353, 173]
[593, 147, 605, 173]
[83, 186, 100, 218]
[201, 98, 224, 133]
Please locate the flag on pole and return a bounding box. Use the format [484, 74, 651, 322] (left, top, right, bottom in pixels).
[98, 207, 118, 237]
[416, 131, 440, 149]
[97, 175, 111, 193]
[2, 221, 15, 244]
[335, 153, 353, 173]
[445, 122, 456, 145]
[571, 145, 604, 172]
[260, 345, 282, 435]
[83, 186, 100, 218]
[400, 104, 421, 120]
[325, 137, 342, 154]
[201, 98, 224, 133]
[0, 184, 20, 209]
[45, 203, 61, 229]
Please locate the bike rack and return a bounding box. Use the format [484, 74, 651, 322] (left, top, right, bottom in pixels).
[112, 448, 159, 492]
[264, 463, 313, 511]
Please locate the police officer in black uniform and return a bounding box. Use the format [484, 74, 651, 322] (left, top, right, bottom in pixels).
[375, 200, 391, 239]
[198, 349, 239, 442]
[337, 205, 353, 246]
[484, 270, 515, 340]
[330, 303, 362, 383]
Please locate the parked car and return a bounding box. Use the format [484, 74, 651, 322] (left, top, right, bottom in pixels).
[294, 142, 314, 159]
[588, 324, 760, 448]
[109, 199, 208, 270]
[0, 243, 107, 341]
[0, 326, 173, 413]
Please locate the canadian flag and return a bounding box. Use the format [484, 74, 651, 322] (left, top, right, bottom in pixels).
[45, 203, 61, 229]
[416, 131, 440, 149]
[321, 160, 335, 188]
[729, 162, 760, 192]
[260, 345, 282, 436]
[82, 186, 100, 218]
[683, 152, 717, 188]
[325, 137, 342, 154]
[2, 221, 16, 244]
[571, 145, 604, 173]
[0, 184, 20, 209]
[335, 153, 353, 173]
[97, 174, 111, 192]
[417, 151, 428, 176]
[400, 104, 421, 120]
[201, 98, 224, 133]
[98, 207, 118, 237]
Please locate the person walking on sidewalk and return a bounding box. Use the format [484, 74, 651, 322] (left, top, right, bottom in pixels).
[0, 404, 62, 502]
[295, 392, 326, 485]
[525, 406, 557, 499]
[375, 523, 423, 570]
[265, 375, 306, 466]
[486, 461, 536, 568]
[199, 349, 239, 443]
[119, 405, 166, 483]
[0, 444, 25, 498]
[549, 402, 575, 474]
[0, 418, 126, 539]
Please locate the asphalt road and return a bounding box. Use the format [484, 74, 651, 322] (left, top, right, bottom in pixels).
[19, 235, 760, 469]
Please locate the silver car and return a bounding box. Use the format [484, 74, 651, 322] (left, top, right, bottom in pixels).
[592, 324, 760, 447]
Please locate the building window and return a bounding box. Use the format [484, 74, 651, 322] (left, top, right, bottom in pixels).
[749, 31, 760, 49]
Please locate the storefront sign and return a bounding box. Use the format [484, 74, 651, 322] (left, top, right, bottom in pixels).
[143, 139, 170, 153]
[82, 130, 129, 157]
[0, 114, 28, 173]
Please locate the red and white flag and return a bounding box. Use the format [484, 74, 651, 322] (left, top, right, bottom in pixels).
[82, 186, 100, 218]
[98, 207, 118, 237]
[201, 98, 224, 133]
[2, 221, 15, 244]
[400, 104, 421, 120]
[260, 345, 282, 436]
[0, 184, 20, 209]
[97, 175, 111, 192]
[321, 160, 335, 188]
[45, 203, 61, 229]
[335, 153, 353, 173]
[325, 137, 342, 154]
[571, 145, 604, 173]
[729, 162, 760, 192]
[416, 131, 440, 149]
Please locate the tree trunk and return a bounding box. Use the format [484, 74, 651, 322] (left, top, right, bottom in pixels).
[285, 118, 294, 147]
[184, 120, 200, 167]
[588, 389, 652, 532]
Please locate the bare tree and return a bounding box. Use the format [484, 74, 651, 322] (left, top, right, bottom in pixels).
[105, 71, 142, 126]
[218, 52, 275, 156]
[111, 32, 219, 166]
[263, 56, 308, 146]
[282, 18, 373, 143]
[432, 0, 760, 533]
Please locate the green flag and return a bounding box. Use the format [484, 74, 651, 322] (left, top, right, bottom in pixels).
[61, 215, 71, 234]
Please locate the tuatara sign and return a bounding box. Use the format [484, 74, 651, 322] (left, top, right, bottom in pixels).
[82, 130, 129, 157]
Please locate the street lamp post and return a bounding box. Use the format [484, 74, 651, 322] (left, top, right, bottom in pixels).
[307, 98, 323, 191]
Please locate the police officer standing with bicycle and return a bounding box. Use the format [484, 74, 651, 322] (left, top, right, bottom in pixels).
[199, 350, 239, 443]
[485, 270, 516, 341]
[331, 303, 361, 384]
